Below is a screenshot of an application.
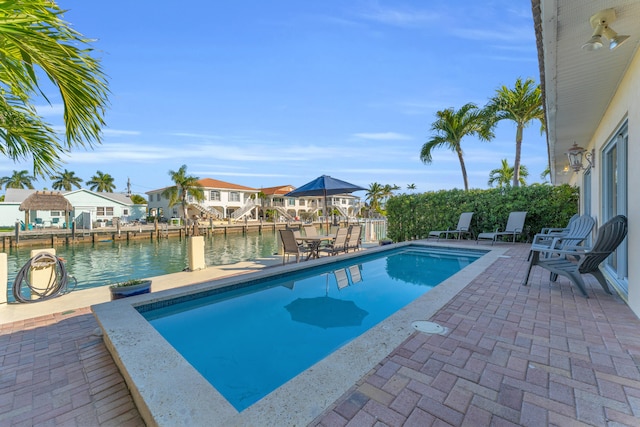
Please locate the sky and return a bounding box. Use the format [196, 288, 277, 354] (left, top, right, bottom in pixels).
[1, 0, 548, 197]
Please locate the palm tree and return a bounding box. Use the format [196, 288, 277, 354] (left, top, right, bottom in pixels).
[488, 159, 529, 188]
[406, 183, 417, 191]
[381, 184, 400, 207]
[86, 171, 115, 192]
[162, 165, 204, 220]
[129, 194, 147, 204]
[50, 169, 83, 191]
[366, 182, 384, 215]
[0, 170, 36, 189]
[540, 166, 551, 182]
[421, 103, 494, 191]
[0, 1, 109, 176]
[486, 77, 544, 187]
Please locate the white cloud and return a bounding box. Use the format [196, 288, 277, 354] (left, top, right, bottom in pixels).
[192, 171, 288, 178]
[452, 25, 534, 43]
[358, 4, 440, 27]
[35, 103, 64, 117]
[352, 132, 413, 141]
[103, 129, 142, 136]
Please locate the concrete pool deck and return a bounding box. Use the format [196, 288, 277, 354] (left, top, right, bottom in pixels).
[2, 241, 640, 426]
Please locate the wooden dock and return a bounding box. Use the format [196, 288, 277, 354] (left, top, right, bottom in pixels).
[0, 221, 294, 249]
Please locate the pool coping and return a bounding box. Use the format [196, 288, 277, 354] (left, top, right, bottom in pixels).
[91, 241, 508, 426]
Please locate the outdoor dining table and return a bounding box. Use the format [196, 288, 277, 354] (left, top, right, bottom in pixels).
[298, 235, 335, 260]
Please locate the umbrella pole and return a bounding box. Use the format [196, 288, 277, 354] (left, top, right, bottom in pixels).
[324, 191, 329, 235]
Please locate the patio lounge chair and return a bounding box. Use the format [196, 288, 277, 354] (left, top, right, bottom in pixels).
[477, 211, 527, 245]
[428, 212, 474, 240]
[279, 229, 310, 264]
[522, 215, 627, 297]
[319, 228, 348, 256]
[539, 213, 579, 236]
[528, 214, 595, 260]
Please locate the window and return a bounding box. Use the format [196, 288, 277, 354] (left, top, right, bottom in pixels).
[229, 192, 240, 202]
[601, 123, 628, 294]
[288, 198, 295, 206]
[210, 191, 220, 201]
[299, 199, 306, 206]
[50, 211, 61, 217]
[156, 194, 161, 202]
[188, 195, 193, 203]
[96, 207, 114, 216]
[123, 209, 129, 215]
[149, 195, 153, 202]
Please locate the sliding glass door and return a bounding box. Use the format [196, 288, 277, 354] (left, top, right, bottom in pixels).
[601, 123, 628, 294]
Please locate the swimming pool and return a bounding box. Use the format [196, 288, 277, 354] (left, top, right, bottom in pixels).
[93, 242, 505, 426]
[140, 246, 479, 411]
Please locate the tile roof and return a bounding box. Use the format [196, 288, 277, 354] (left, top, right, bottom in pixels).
[197, 178, 257, 191]
[259, 185, 295, 195]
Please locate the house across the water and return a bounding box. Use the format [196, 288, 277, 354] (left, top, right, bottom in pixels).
[0, 188, 146, 229]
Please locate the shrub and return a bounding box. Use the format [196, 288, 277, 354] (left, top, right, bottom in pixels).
[386, 184, 579, 243]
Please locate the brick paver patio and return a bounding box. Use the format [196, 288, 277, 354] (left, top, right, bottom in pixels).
[0, 309, 144, 426]
[312, 244, 640, 426]
[2, 243, 640, 426]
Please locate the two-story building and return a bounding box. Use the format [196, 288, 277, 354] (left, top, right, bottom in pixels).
[146, 178, 259, 221]
[259, 185, 364, 222]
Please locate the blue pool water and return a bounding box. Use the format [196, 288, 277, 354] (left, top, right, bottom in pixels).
[140, 246, 482, 411]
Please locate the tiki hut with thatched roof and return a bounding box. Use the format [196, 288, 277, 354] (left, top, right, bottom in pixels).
[19, 191, 73, 227]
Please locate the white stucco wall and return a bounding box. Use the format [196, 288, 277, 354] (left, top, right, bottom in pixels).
[576, 48, 640, 317]
[0, 203, 22, 228]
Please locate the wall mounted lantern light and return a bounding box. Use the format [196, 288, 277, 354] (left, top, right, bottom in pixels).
[566, 143, 595, 172]
[582, 8, 629, 51]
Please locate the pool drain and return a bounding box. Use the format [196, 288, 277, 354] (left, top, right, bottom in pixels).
[412, 321, 448, 335]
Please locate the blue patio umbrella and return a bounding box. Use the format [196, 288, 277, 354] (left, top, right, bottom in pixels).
[284, 175, 366, 229]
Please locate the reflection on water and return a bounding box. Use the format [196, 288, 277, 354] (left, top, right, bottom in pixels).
[5, 232, 279, 292]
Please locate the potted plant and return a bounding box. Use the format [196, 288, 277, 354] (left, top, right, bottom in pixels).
[109, 279, 152, 300]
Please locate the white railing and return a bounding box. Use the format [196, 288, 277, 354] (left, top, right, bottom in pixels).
[273, 206, 295, 221]
[359, 218, 387, 243]
[231, 199, 256, 220]
[193, 203, 223, 219]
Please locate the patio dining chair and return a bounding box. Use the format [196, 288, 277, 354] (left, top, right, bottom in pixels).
[303, 225, 319, 237]
[319, 227, 348, 256]
[346, 225, 362, 252]
[279, 229, 310, 264]
[522, 215, 627, 297]
[428, 212, 474, 240]
[477, 211, 527, 245]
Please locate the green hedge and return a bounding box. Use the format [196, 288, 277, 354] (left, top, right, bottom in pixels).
[386, 184, 579, 243]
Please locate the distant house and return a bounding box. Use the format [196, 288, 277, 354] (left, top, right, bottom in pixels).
[0, 188, 146, 228]
[259, 185, 363, 221]
[146, 178, 259, 221]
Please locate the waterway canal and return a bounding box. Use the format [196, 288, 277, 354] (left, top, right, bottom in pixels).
[5, 232, 280, 294]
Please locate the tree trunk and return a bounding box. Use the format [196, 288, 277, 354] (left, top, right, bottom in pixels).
[457, 148, 469, 191]
[512, 124, 524, 187]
